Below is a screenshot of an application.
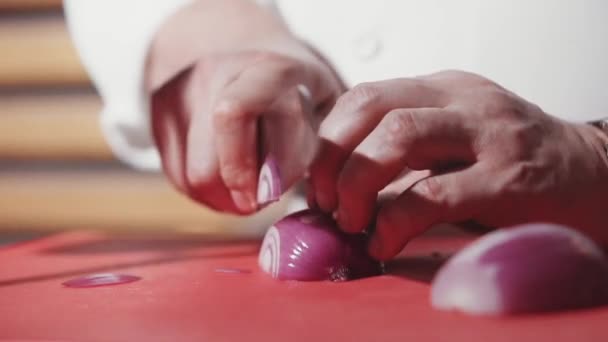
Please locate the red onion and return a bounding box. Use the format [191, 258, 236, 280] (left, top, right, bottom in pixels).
[258, 209, 383, 281]
[431, 223, 608, 315]
[257, 155, 282, 207]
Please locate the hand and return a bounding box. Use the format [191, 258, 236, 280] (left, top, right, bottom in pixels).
[151, 50, 342, 214]
[309, 70, 608, 260]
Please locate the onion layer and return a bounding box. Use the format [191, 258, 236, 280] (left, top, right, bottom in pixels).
[257, 155, 282, 207]
[62, 273, 141, 288]
[431, 223, 608, 315]
[258, 209, 382, 281]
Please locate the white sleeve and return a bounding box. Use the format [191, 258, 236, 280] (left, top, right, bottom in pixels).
[63, 0, 193, 170]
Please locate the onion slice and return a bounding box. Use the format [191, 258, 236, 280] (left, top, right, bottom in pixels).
[258, 209, 382, 281]
[62, 273, 141, 288]
[257, 155, 282, 207]
[431, 223, 608, 315]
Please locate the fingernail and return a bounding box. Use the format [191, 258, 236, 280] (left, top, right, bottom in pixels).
[230, 190, 257, 213]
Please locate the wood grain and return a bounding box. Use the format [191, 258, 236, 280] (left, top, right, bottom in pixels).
[0, 93, 113, 160]
[0, 16, 89, 87]
[0, 170, 288, 234]
[0, 0, 61, 12]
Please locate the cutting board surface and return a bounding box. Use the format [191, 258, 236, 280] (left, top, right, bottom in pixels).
[0, 232, 607, 341]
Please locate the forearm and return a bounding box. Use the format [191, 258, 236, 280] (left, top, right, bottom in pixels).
[145, 0, 315, 92]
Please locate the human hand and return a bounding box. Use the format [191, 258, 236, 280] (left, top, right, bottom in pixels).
[309, 70, 608, 260]
[151, 50, 342, 214]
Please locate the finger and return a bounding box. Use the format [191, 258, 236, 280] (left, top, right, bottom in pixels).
[310, 78, 445, 213]
[321, 78, 446, 149]
[378, 169, 431, 199]
[186, 90, 239, 213]
[213, 61, 317, 213]
[307, 138, 346, 213]
[369, 163, 492, 261]
[336, 108, 476, 232]
[150, 73, 190, 193]
[261, 87, 318, 191]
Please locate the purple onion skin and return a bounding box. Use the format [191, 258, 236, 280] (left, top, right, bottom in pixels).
[431, 223, 608, 315]
[257, 155, 282, 207]
[258, 209, 382, 281]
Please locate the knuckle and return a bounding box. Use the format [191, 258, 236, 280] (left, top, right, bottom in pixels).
[433, 69, 466, 79]
[496, 92, 521, 115]
[487, 113, 543, 160]
[339, 82, 382, 113]
[382, 109, 420, 147]
[427, 69, 484, 86]
[253, 50, 291, 64]
[212, 100, 254, 130]
[417, 177, 448, 206]
[247, 51, 293, 70]
[220, 161, 256, 190]
[253, 52, 300, 82]
[251, 50, 278, 62]
[478, 89, 527, 120]
[450, 70, 491, 84]
[275, 62, 300, 83]
[427, 70, 495, 97]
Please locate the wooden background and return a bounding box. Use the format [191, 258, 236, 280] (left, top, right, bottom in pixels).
[0, 0, 283, 237]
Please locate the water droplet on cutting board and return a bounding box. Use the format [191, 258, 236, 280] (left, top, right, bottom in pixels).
[214, 268, 251, 274]
[62, 273, 141, 288]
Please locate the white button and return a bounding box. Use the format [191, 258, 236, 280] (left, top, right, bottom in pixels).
[352, 32, 382, 61]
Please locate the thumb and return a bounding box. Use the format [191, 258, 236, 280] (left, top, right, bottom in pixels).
[369, 162, 493, 260]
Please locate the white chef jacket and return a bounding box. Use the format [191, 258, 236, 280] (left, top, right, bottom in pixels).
[64, 0, 608, 171]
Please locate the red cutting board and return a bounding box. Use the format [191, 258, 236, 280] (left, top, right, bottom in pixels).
[0, 231, 607, 342]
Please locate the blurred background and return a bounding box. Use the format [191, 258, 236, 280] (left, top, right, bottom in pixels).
[0, 0, 283, 246]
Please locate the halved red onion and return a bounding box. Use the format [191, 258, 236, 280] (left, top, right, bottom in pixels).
[431, 223, 608, 315]
[258, 209, 382, 281]
[257, 155, 282, 207]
